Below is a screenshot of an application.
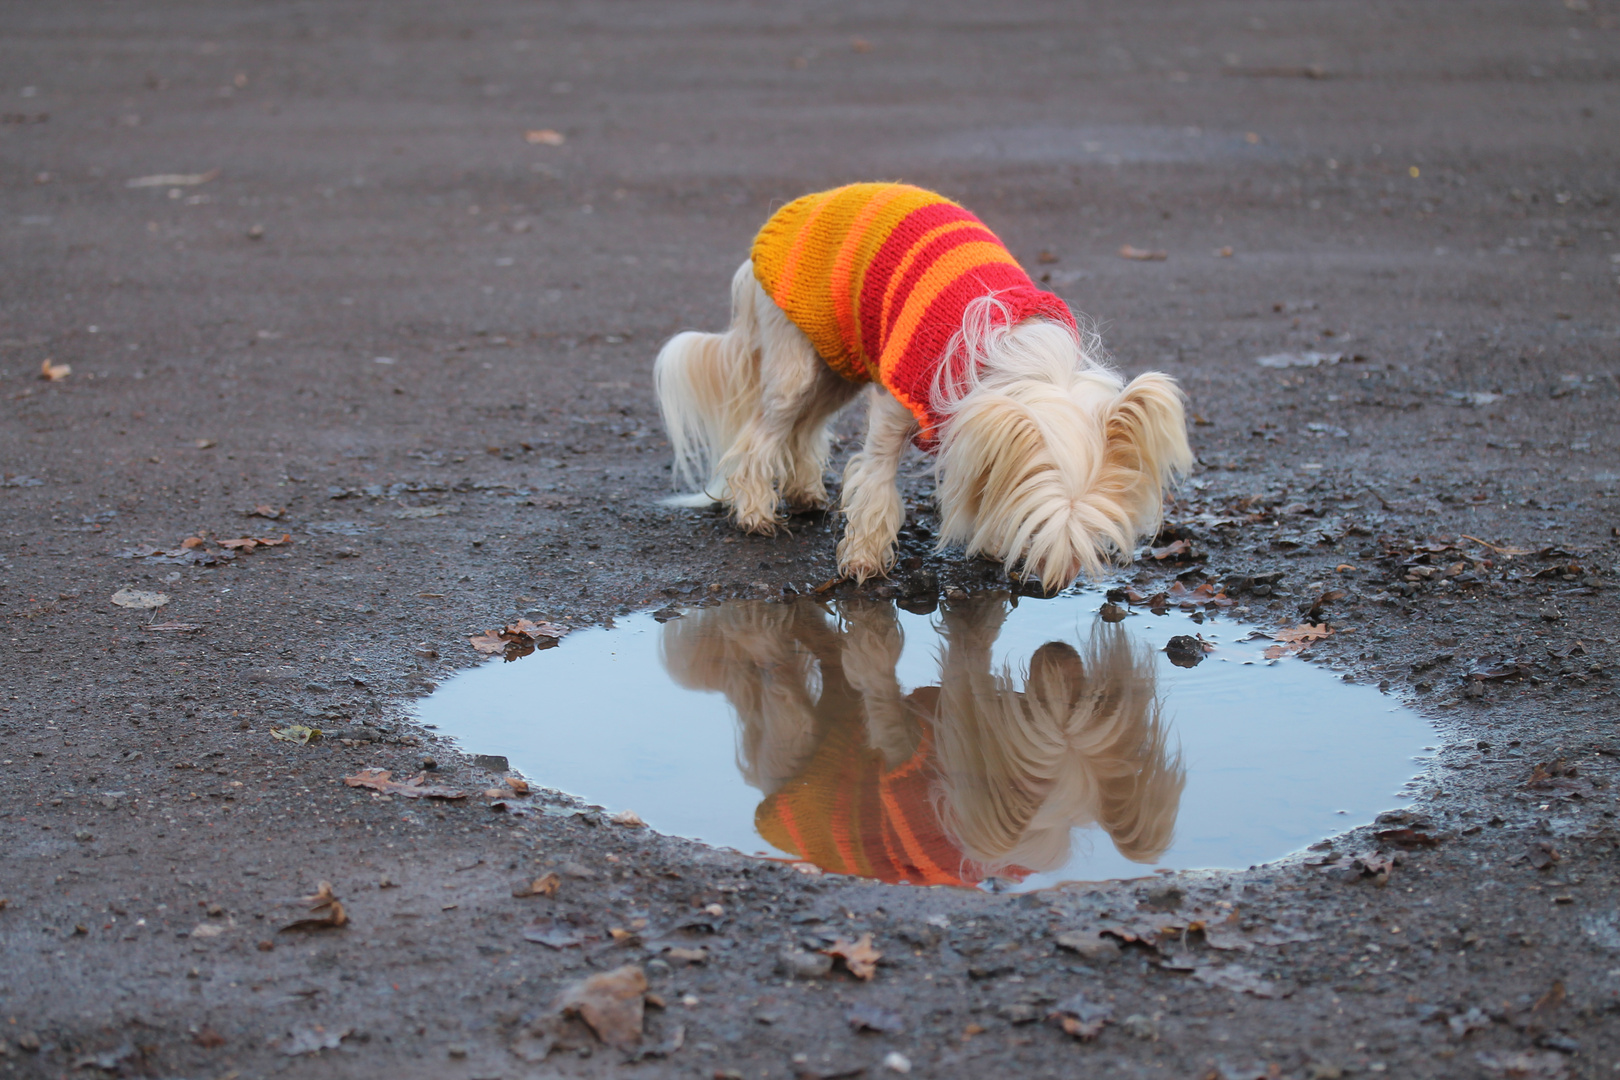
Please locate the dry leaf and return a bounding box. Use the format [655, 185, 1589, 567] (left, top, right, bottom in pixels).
[524, 128, 565, 145]
[249, 504, 284, 519]
[110, 588, 169, 609]
[822, 933, 881, 980]
[512, 871, 562, 899]
[1273, 623, 1333, 644]
[270, 724, 318, 745]
[279, 881, 347, 932]
[343, 767, 465, 800]
[468, 630, 507, 655]
[219, 534, 291, 551]
[1049, 992, 1112, 1039]
[39, 358, 71, 381]
[554, 965, 647, 1049]
[1119, 244, 1168, 261]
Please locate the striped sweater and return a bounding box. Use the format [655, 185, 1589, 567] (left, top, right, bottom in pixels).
[753, 688, 1031, 888]
[751, 182, 1077, 448]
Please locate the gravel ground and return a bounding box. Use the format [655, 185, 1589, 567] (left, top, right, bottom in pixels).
[3, 2, 1619, 1078]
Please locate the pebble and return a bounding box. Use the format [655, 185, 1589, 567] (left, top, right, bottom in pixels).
[883, 1051, 912, 1074]
[776, 949, 833, 979]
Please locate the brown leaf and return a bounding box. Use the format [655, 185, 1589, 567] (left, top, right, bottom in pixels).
[822, 933, 882, 980]
[191, 1026, 227, 1049]
[1150, 539, 1193, 560]
[554, 964, 647, 1049]
[513, 871, 561, 899]
[1273, 623, 1333, 644]
[1526, 840, 1560, 870]
[524, 128, 566, 145]
[343, 767, 465, 800]
[468, 630, 507, 654]
[1049, 992, 1112, 1040]
[248, 505, 284, 519]
[1192, 963, 1282, 998]
[278, 881, 348, 932]
[1119, 245, 1168, 261]
[39, 358, 71, 381]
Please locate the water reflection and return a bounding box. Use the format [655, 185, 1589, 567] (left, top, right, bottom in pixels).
[661, 595, 1183, 888]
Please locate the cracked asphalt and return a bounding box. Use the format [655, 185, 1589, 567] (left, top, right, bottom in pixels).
[3, 2, 1620, 1077]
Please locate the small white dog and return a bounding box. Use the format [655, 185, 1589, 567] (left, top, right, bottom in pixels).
[654, 183, 1192, 590]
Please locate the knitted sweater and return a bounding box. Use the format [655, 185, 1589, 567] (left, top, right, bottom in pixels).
[751, 182, 1077, 448]
[753, 688, 1031, 888]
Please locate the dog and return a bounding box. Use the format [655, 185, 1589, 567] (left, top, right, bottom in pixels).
[654, 182, 1192, 590]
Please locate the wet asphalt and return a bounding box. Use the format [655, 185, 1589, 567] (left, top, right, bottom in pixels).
[2, 2, 1620, 1078]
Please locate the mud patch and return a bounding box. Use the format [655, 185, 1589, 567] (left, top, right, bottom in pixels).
[418, 593, 1432, 891]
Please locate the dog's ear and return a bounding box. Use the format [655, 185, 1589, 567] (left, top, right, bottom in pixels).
[1105, 372, 1193, 486]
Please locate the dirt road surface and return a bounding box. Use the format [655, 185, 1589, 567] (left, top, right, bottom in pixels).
[3, 2, 1619, 1077]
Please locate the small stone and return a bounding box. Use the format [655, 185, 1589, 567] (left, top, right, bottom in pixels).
[16, 1033, 41, 1053]
[446, 1044, 467, 1059]
[1120, 1013, 1159, 1040]
[1053, 930, 1121, 962]
[883, 1051, 912, 1074]
[246, 224, 265, 239]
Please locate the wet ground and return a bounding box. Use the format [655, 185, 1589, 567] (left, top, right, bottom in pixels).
[3, 1, 1620, 1078]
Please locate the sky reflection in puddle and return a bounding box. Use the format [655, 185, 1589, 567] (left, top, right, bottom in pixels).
[418, 594, 1433, 891]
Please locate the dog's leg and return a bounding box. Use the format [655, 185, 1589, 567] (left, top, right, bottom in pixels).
[717, 283, 837, 534]
[782, 363, 859, 511]
[836, 389, 915, 581]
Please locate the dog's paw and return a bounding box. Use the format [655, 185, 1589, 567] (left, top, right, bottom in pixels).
[732, 509, 780, 537]
[836, 534, 895, 584]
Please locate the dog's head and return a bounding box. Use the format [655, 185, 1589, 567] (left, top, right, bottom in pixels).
[934, 327, 1193, 590]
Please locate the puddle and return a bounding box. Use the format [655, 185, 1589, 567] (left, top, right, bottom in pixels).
[417, 594, 1434, 891]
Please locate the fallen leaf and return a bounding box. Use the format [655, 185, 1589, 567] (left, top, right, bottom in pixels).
[248, 504, 284, 519]
[110, 588, 169, 610]
[554, 965, 646, 1049]
[1192, 963, 1282, 997]
[1149, 538, 1193, 560]
[468, 630, 507, 654]
[219, 534, 291, 550]
[1119, 244, 1168, 261]
[126, 168, 219, 188]
[269, 724, 319, 745]
[822, 933, 882, 980]
[1049, 992, 1112, 1039]
[280, 1024, 350, 1056]
[1273, 623, 1333, 644]
[343, 767, 465, 800]
[523, 917, 590, 948]
[39, 358, 70, 381]
[525, 128, 566, 145]
[278, 881, 348, 932]
[512, 871, 561, 899]
[1526, 840, 1560, 870]
[847, 1002, 905, 1034]
[191, 1026, 226, 1049]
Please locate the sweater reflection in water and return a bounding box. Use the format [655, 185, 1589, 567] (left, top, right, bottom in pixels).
[659, 595, 1184, 888]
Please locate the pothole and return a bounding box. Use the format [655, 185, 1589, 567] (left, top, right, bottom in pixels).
[418, 592, 1433, 891]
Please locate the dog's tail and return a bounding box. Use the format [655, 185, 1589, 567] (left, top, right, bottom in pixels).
[654, 261, 762, 505]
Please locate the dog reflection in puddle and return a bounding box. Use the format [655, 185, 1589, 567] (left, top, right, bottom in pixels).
[660, 595, 1184, 888]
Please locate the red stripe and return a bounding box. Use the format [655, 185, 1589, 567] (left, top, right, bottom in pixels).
[857, 202, 978, 364]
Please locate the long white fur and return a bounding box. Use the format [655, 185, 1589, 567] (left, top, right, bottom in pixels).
[654, 258, 1193, 590]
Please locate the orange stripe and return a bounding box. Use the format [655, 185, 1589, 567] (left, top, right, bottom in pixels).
[875, 220, 984, 360]
[770, 195, 836, 309]
[828, 186, 911, 362]
[880, 241, 1020, 374]
[878, 784, 957, 885]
